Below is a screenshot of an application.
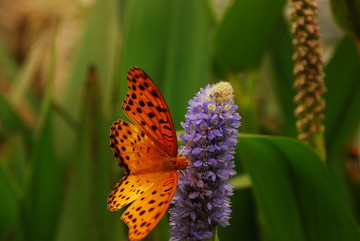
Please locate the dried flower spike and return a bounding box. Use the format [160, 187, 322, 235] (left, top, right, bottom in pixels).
[289, 0, 326, 150]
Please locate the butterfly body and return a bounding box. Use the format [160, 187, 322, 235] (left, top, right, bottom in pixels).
[107, 67, 189, 241]
[130, 156, 188, 174]
[164, 156, 189, 171]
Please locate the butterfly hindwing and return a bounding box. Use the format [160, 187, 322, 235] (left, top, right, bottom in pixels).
[121, 171, 179, 241]
[107, 172, 166, 211]
[122, 67, 177, 156]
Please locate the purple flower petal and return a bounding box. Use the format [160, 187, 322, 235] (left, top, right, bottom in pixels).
[169, 83, 241, 240]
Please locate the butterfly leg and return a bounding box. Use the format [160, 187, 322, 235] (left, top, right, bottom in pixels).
[179, 169, 209, 195]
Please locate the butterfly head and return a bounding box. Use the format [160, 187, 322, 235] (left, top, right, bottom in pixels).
[165, 156, 189, 171]
[176, 156, 189, 170]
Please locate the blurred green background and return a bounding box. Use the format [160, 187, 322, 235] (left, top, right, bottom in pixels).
[0, 0, 359, 240]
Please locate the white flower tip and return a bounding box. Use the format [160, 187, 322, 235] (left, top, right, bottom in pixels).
[206, 81, 234, 103]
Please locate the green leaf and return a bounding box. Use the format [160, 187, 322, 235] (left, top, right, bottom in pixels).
[0, 39, 18, 80]
[219, 189, 259, 241]
[54, 109, 94, 241]
[120, 0, 212, 129]
[238, 135, 360, 241]
[219, 144, 259, 241]
[54, 0, 119, 164]
[330, 0, 360, 38]
[0, 94, 32, 146]
[322, 36, 360, 212]
[119, 0, 175, 125]
[209, 227, 220, 241]
[9, 38, 45, 106]
[24, 35, 62, 240]
[214, 0, 286, 72]
[160, 0, 213, 128]
[61, 0, 119, 117]
[269, 18, 297, 137]
[324, 36, 360, 161]
[120, 0, 173, 75]
[0, 165, 20, 239]
[55, 61, 123, 241]
[230, 173, 252, 190]
[25, 101, 62, 241]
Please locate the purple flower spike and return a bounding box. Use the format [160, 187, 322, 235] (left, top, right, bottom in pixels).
[169, 82, 241, 241]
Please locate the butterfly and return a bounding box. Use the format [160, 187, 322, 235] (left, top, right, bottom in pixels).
[107, 67, 189, 241]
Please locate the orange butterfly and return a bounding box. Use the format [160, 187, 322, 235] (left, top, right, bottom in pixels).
[107, 67, 189, 241]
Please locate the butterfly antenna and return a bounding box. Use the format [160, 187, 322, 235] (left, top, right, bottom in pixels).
[177, 135, 197, 157]
[178, 129, 211, 157]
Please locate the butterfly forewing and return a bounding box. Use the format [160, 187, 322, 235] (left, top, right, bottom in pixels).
[110, 120, 166, 174]
[122, 67, 177, 156]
